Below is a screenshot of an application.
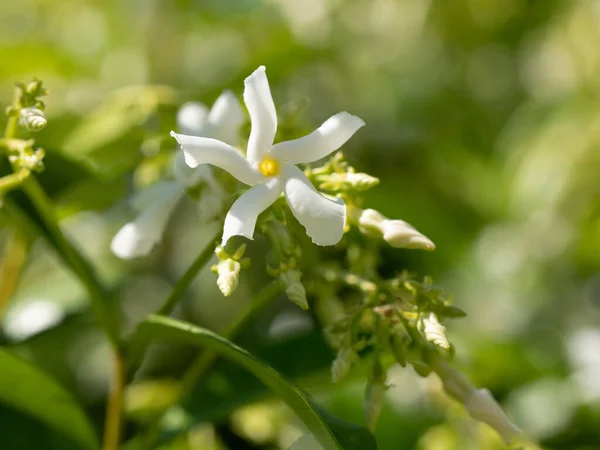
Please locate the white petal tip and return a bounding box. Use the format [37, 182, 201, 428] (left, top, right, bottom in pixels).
[339, 111, 366, 129]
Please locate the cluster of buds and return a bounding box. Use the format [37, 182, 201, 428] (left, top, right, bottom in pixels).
[211, 244, 249, 296]
[306, 152, 380, 193]
[1, 138, 45, 177]
[348, 205, 435, 251]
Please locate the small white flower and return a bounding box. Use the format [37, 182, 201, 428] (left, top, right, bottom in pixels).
[171, 66, 365, 246]
[111, 91, 244, 259]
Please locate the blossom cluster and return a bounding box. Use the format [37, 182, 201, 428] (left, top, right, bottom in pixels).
[106, 66, 519, 443]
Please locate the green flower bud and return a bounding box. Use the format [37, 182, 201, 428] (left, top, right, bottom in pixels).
[364, 377, 386, 432]
[280, 270, 308, 310]
[331, 347, 359, 383]
[390, 326, 410, 368]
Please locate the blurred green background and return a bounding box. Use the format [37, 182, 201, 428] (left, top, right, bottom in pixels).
[1, 0, 600, 449]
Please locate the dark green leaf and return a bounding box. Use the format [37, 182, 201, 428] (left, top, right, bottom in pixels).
[0, 348, 99, 449]
[133, 315, 377, 450]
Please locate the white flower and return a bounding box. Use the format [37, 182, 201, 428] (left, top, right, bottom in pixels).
[111, 91, 244, 259]
[171, 66, 365, 246]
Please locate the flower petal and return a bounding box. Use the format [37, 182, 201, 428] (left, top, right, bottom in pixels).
[244, 66, 277, 162]
[111, 183, 184, 259]
[271, 112, 365, 164]
[171, 132, 261, 186]
[222, 177, 283, 246]
[282, 164, 346, 246]
[208, 90, 246, 144]
[176, 101, 209, 135]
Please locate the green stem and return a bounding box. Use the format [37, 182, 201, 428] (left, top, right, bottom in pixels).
[103, 351, 126, 450]
[156, 229, 221, 316]
[4, 84, 125, 449]
[22, 177, 121, 347]
[4, 87, 19, 139]
[0, 170, 28, 195]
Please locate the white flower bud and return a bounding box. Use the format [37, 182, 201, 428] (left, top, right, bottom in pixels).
[381, 220, 435, 251]
[421, 312, 450, 351]
[465, 388, 521, 444]
[19, 107, 46, 132]
[216, 258, 241, 297]
[280, 270, 308, 310]
[356, 208, 386, 237]
[344, 172, 379, 191]
[434, 359, 521, 445]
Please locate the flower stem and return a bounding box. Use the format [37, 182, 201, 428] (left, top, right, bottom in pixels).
[155, 229, 221, 316]
[3, 84, 125, 449]
[103, 351, 126, 450]
[0, 230, 29, 319]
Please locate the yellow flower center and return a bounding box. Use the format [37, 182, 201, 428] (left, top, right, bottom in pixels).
[259, 156, 281, 177]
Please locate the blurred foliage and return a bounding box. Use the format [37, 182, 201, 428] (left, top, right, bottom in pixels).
[1, 0, 600, 449]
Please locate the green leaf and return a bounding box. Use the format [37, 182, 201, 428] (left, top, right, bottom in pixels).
[0, 347, 99, 449]
[133, 315, 377, 450]
[289, 433, 324, 450]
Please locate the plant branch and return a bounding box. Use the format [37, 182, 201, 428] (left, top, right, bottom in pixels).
[155, 229, 221, 316]
[103, 351, 126, 450]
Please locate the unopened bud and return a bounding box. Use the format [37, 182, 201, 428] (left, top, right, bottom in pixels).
[19, 107, 46, 132]
[434, 359, 521, 444]
[280, 270, 308, 310]
[364, 377, 386, 432]
[332, 347, 359, 383]
[381, 220, 435, 251]
[464, 388, 521, 444]
[214, 258, 241, 296]
[344, 172, 379, 191]
[421, 313, 450, 352]
[356, 208, 386, 237]
[390, 326, 410, 367]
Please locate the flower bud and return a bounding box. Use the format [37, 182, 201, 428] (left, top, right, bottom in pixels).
[364, 378, 386, 432]
[434, 359, 521, 444]
[464, 388, 521, 444]
[356, 208, 386, 237]
[344, 172, 380, 191]
[280, 270, 308, 310]
[390, 326, 410, 368]
[420, 312, 450, 352]
[215, 258, 241, 297]
[19, 107, 46, 132]
[332, 347, 359, 383]
[381, 220, 435, 251]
